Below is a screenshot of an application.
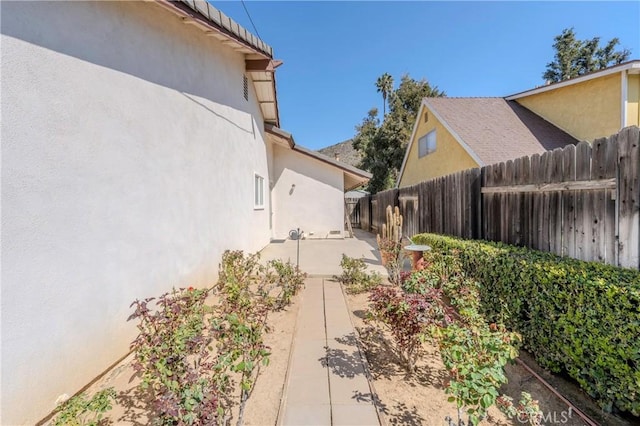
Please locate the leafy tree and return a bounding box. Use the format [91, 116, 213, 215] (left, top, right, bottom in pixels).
[375, 73, 394, 115]
[353, 74, 444, 193]
[544, 28, 631, 83]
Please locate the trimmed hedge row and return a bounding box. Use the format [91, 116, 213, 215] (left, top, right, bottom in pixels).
[412, 233, 640, 416]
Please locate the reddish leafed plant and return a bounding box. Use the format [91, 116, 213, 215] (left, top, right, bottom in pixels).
[367, 286, 454, 372]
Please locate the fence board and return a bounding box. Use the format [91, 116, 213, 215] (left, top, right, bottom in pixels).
[591, 137, 608, 262]
[530, 153, 542, 250]
[605, 134, 618, 264]
[575, 142, 592, 260]
[562, 145, 577, 258]
[550, 149, 564, 255]
[618, 126, 640, 268]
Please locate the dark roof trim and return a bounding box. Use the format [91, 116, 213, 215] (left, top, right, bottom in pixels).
[265, 124, 295, 148]
[156, 0, 273, 58]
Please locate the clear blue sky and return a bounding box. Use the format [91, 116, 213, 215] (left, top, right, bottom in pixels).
[215, 1, 640, 150]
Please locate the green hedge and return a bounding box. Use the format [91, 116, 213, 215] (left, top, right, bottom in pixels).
[412, 233, 640, 416]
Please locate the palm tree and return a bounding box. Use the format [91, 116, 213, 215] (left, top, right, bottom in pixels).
[376, 73, 394, 116]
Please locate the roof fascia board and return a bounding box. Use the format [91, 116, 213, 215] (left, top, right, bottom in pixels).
[155, 0, 272, 59]
[265, 124, 294, 148]
[506, 61, 640, 100]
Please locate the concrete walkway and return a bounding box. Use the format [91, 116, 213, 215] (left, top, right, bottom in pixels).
[279, 277, 381, 426]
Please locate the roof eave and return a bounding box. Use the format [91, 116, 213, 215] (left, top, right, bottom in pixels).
[156, 0, 273, 59]
[506, 60, 640, 100]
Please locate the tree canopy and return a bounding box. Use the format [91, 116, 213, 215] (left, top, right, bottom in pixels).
[353, 74, 444, 193]
[543, 28, 631, 83]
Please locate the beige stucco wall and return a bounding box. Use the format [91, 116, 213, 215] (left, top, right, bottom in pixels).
[627, 74, 640, 127]
[1, 2, 272, 424]
[516, 72, 621, 141]
[398, 107, 479, 187]
[272, 145, 345, 239]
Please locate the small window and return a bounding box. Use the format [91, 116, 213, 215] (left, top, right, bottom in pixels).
[254, 173, 264, 209]
[418, 129, 436, 158]
[243, 75, 249, 101]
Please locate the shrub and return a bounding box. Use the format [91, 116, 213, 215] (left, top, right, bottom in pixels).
[53, 388, 116, 426]
[128, 250, 305, 426]
[412, 233, 640, 416]
[335, 254, 382, 294]
[367, 285, 454, 371]
[262, 259, 306, 310]
[436, 323, 521, 425]
[129, 287, 221, 425]
[215, 251, 303, 425]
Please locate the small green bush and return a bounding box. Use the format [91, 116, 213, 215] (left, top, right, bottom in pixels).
[53, 388, 116, 426]
[412, 233, 640, 416]
[335, 254, 382, 294]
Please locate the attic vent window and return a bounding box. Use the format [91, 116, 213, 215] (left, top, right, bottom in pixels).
[418, 129, 436, 158]
[424, 111, 429, 122]
[243, 75, 249, 101]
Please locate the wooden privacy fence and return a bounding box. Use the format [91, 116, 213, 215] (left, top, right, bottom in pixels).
[357, 126, 640, 269]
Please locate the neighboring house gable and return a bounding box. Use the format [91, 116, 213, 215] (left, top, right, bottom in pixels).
[506, 60, 640, 141]
[398, 98, 577, 187]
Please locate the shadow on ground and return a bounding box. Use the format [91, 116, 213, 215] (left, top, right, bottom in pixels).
[319, 333, 365, 379]
[358, 325, 448, 389]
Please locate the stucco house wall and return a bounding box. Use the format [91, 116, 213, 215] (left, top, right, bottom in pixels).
[515, 72, 621, 141]
[1, 1, 273, 424]
[272, 145, 345, 239]
[398, 108, 478, 188]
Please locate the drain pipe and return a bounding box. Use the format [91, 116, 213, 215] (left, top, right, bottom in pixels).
[514, 358, 599, 426]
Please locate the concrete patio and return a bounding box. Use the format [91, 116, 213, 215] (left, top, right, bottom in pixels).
[259, 229, 387, 278]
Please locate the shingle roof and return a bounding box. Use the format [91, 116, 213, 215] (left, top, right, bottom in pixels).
[425, 97, 578, 165]
[317, 139, 363, 168]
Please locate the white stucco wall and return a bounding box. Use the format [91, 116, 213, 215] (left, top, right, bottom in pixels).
[272, 145, 345, 239]
[1, 2, 272, 424]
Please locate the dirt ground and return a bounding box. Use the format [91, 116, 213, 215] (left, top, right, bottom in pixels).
[43, 292, 300, 426]
[343, 290, 590, 426]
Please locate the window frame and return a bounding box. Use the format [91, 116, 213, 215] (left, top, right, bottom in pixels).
[254, 173, 265, 210]
[418, 129, 437, 158]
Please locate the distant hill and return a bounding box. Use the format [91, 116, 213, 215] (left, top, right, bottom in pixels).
[317, 139, 363, 168]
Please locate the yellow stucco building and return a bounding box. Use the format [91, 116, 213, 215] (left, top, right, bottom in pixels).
[398, 60, 640, 188]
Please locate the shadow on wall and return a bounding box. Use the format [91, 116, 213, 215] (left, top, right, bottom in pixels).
[1, 1, 253, 127]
